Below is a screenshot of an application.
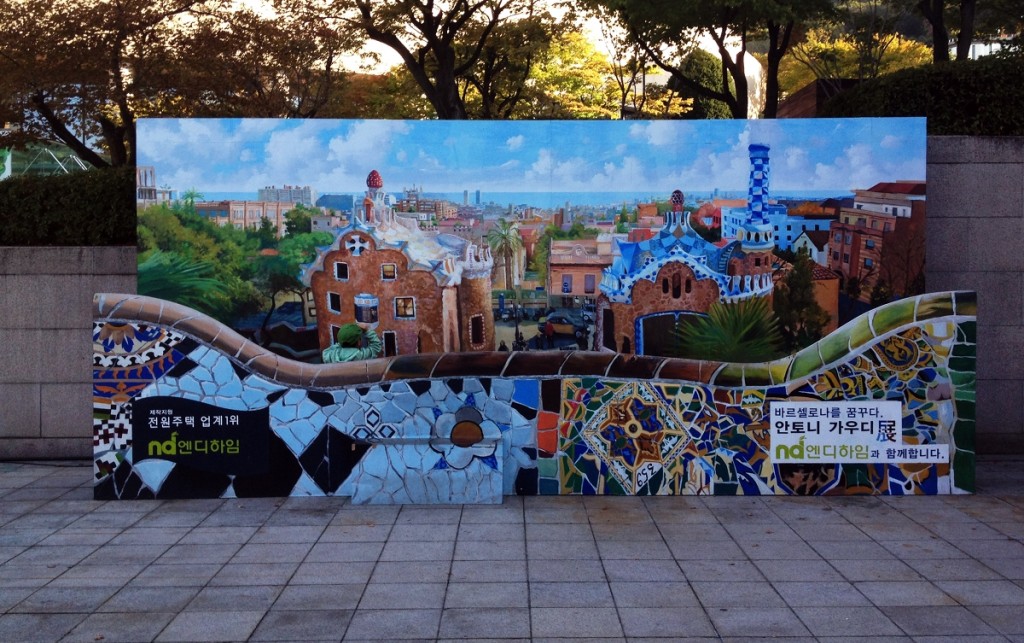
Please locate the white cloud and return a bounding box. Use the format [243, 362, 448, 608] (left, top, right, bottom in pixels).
[880, 135, 902, 149]
[506, 135, 525, 150]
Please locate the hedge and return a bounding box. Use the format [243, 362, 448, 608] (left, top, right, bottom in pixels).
[0, 165, 135, 245]
[820, 54, 1024, 136]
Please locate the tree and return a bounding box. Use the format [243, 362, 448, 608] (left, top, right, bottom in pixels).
[526, 31, 620, 119]
[0, 0, 216, 167]
[284, 0, 552, 119]
[673, 297, 784, 362]
[587, 0, 832, 118]
[486, 218, 523, 290]
[137, 250, 230, 316]
[285, 204, 317, 235]
[669, 48, 733, 118]
[772, 251, 830, 352]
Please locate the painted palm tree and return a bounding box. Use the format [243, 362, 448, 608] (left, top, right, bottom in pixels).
[672, 297, 784, 363]
[137, 250, 228, 316]
[485, 218, 523, 290]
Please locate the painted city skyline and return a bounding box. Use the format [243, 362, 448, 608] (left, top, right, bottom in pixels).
[138, 118, 926, 198]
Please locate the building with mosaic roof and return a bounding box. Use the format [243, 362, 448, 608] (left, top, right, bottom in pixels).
[301, 170, 495, 358]
[594, 144, 778, 356]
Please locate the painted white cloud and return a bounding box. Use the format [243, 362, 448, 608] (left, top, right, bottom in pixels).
[506, 135, 524, 150]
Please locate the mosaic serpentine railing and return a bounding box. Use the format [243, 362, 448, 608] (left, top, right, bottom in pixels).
[93, 291, 976, 502]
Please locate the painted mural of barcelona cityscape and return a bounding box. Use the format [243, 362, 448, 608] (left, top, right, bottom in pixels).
[135, 117, 926, 364]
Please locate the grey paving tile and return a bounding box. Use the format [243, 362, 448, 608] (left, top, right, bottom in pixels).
[250, 609, 353, 641]
[231, 542, 313, 563]
[772, 581, 872, 607]
[457, 522, 524, 541]
[36, 529, 118, 546]
[49, 563, 148, 587]
[319, 523, 393, 542]
[808, 539, 897, 559]
[691, 580, 786, 607]
[390, 522, 459, 541]
[618, 606, 718, 638]
[903, 557, 1004, 581]
[880, 605, 999, 636]
[187, 584, 283, 611]
[527, 557, 605, 582]
[659, 522, 732, 541]
[829, 557, 924, 582]
[454, 538, 524, 561]
[444, 581, 529, 608]
[79, 543, 169, 566]
[248, 525, 326, 544]
[358, 582, 446, 609]
[530, 606, 625, 638]
[177, 526, 256, 545]
[668, 538, 747, 560]
[524, 522, 594, 541]
[451, 559, 525, 583]
[609, 580, 700, 607]
[734, 539, 823, 561]
[707, 606, 810, 638]
[955, 537, 1024, 558]
[156, 609, 265, 642]
[753, 557, 845, 582]
[127, 563, 221, 587]
[0, 563, 68, 587]
[292, 561, 375, 585]
[157, 542, 241, 565]
[330, 505, 400, 526]
[792, 605, 904, 637]
[343, 608, 441, 639]
[0, 586, 36, 611]
[11, 585, 119, 613]
[107, 526, 190, 545]
[208, 562, 299, 585]
[379, 539, 455, 562]
[307, 541, 384, 562]
[605, 558, 686, 582]
[61, 610, 176, 642]
[591, 522, 668, 541]
[935, 579, 1024, 605]
[855, 580, 957, 606]
[529, 581, 614, 607]
[438, 607, 531, 639]
[0, 613, 87, 642]
[372, 560, 453, 583]
[527, 536, 599, 560]
[875, 538, 965, 559]
[678, 559, 765, 581]
[969, 605, 1024, 635]
[97, 585, 201, 613]
[596, 538, 673, 559]
[459, 501, 525, 524]
[8, 545, 95, 566]
[395, 506, 462, 524]
[789, 522, 873, 542]
[272, 583, 365, 610]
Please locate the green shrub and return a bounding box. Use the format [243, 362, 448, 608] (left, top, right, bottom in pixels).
[820, 55, 1024, 135]
[0, 166, 135, 245]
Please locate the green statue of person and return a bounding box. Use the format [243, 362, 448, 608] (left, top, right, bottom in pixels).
[322, 322, 383, 363]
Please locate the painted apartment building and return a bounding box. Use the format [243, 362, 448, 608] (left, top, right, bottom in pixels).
[302, 170, 495, 357]
[258, 184, 315, 205]
[195, 200, 300, 237]
[547, 237, 618, 308]
[827, 182, 926, 301]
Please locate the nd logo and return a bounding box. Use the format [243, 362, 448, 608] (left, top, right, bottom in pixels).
[148, 432, 178, 457]
[774, 436, 806, 460]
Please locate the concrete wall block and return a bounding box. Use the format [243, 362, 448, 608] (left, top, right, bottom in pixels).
[37, 329, 92, 384]
[975, 325, 1024, 381]
[929, 136, 1024, 165]
[0, 329, 43, 383]
[926, 272, 1023, 327]
[927, 163, 1024, 220]
[1, 275, 104, 329]
[40, 383, 92, 440]
[0, 246, 136, 276]
[925, 217, 973, 269]
[964, 219, 1024, 272]
[0, 437, 91, 460]
[975, 379, 1024, 439]
[0, 383, 41, 438]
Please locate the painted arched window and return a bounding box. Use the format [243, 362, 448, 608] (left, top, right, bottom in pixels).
[672, 273, 682, 298]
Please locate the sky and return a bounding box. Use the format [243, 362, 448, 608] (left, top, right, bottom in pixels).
[137, 117, 927, 198]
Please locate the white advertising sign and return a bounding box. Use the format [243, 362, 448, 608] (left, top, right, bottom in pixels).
[770, 401, 949, 464]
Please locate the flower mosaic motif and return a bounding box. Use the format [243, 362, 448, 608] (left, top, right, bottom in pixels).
[345, 234, 369, 256]
[430, 405, 499, 470]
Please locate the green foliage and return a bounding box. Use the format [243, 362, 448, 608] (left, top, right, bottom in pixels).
[821, 54, 1024, 135]
[773, 251, 830, 352]
[0, 167, 135, 245]
[673, 298, 785, 363]
[137, 250, 230, 315]
[284, 205, 315, 235]
[670, 48, 733, 119]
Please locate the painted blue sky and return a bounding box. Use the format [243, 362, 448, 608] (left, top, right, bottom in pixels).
[137, 117, 926, 197]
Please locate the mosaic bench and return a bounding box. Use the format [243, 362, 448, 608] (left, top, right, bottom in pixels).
[93, 291, 976, 502]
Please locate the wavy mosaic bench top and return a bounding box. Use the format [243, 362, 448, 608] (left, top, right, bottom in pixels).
[93, 292, 977, 502]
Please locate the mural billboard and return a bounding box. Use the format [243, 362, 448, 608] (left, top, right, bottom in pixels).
[135, 118, 927, 364]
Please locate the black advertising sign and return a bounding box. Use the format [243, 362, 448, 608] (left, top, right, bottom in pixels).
[133, 396, 269, 475]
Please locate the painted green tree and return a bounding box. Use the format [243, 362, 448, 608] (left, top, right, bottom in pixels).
[673, 297, 784, 362]
[773, 251, 830, 352]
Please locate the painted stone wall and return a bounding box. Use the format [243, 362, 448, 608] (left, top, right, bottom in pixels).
[93, 291, 975, 502]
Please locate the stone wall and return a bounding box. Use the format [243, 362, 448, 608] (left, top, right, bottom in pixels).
[0, 246, 136, 459]
[926, 137, 1024, 454]
[2, 135, 1023, 459]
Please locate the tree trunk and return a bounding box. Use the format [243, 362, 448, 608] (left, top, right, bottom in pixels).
[956, 0, 977, 60]
[917, 0, 951, 62]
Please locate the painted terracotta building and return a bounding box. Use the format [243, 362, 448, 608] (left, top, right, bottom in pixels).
[302, 170, 495, 358]
[594, 145, 777, 356]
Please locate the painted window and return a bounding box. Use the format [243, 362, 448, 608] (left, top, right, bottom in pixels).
[395, 297, 415, 319]
[334, 262, 349, 280]
[327, 292, 341, 313]
[865, 239, 875, 249]
[383, 331, 398, 357]
[843, 253, 850, 263]
[864, 258, 874, 268]
[470, 314, 484, 344]
[584, 274, 596, 294]
[561, 274, 573, 294]
[381, 264, 397, 280]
